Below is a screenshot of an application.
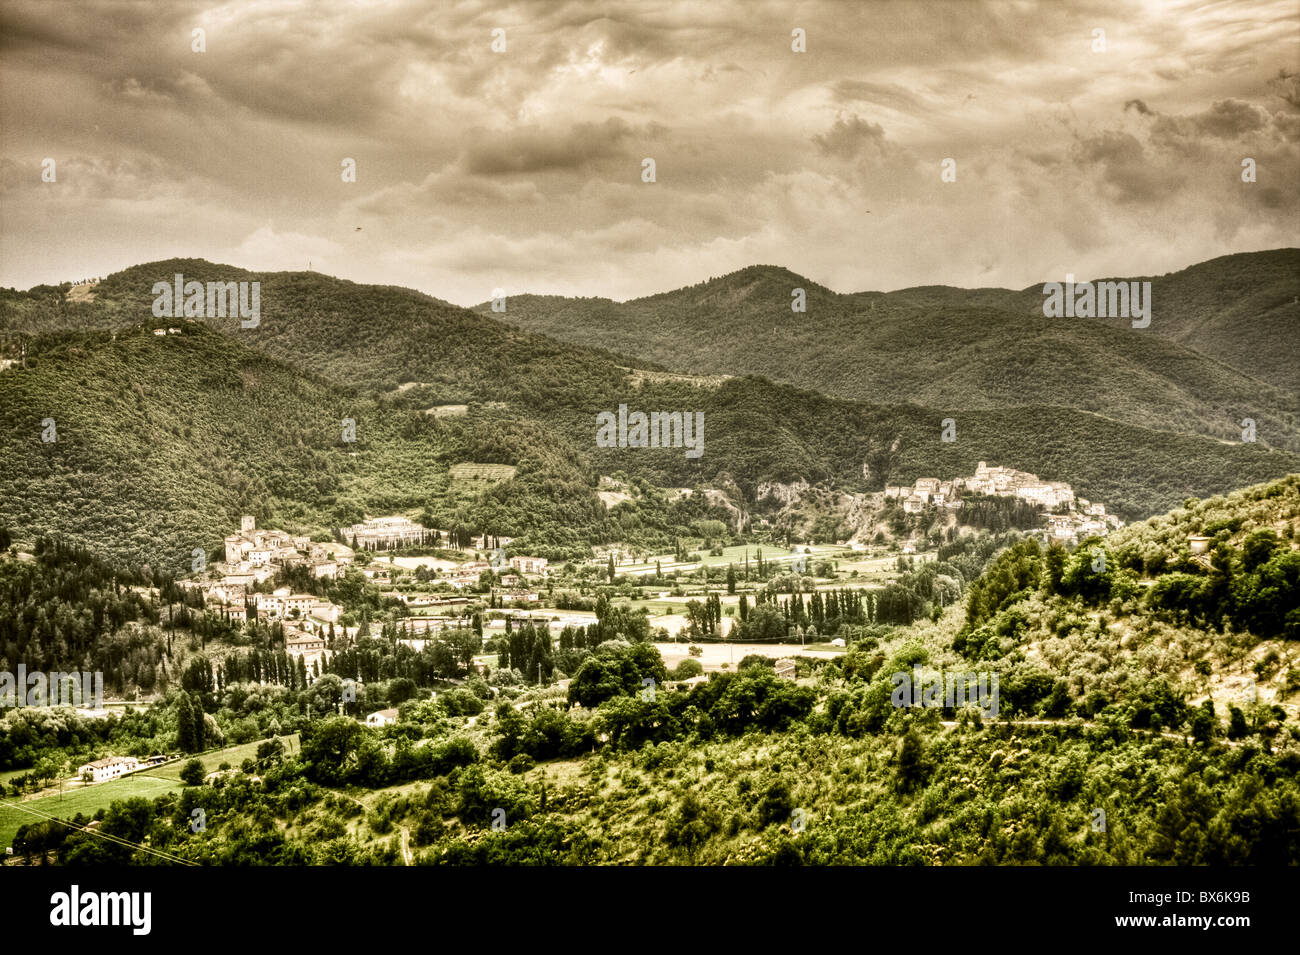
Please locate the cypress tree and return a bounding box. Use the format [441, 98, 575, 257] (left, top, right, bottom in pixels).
[191, 692, 205, 751]
[177, 693, 196, 752]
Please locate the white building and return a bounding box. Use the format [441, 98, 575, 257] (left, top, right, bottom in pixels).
[509, 555, 549, 575]
[365, 708, 399, 727]
[78, 756, 139, 783]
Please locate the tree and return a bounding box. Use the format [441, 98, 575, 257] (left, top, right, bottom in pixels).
[179, 758, 205, 786]
[727, 564, 737, 595]
[191, 692, 206, 751]
[1189, 700, 1218, 745]
[1228, 705, 1249, 739]
[300, 716, 365, 784]
[895, 728, 928, 792]
[176, 693, 197, 752]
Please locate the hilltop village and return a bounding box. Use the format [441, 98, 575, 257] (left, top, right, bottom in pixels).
[881, 461, 1122, 541]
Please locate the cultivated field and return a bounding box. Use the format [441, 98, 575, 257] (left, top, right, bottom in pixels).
[0, 734, 299, 850]
[655, 640, 843, 672]
[449, 463, 518, 483]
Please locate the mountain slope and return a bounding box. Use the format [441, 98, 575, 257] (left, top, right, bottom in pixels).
[482, 251, 1300, 450]
[1029, 248, 1300, 396]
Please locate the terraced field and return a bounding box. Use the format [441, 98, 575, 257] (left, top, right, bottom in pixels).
[449, 463, 519, 483]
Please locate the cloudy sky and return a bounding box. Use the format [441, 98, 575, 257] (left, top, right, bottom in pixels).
[1, 0, 1297, 303]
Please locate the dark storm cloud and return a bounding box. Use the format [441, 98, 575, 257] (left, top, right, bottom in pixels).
[812, 116, 893, 160]
[461, 118, 637, 175]
[829, 80, 930, 115]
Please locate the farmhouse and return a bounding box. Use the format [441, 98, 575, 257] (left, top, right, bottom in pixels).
[78, 756, 139, 783]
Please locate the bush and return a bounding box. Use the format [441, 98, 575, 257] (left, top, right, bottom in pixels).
[508, 753, 535, 775]
[179, 758, 204, 786]
[672, 658, 704, 680]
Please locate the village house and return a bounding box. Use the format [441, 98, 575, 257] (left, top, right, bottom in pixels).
[501, 590, 540, 603]
[284, 593, 316, 617]
[286, 630, 326, 654]
[310, 559, 337, 579]
[78, 756, 139, 783]
[255, 592, 286, 618]
[308, 601, 340, 625]
[365, 708, 399, 727]
[1047, 514, 1076, 539]
[509, 555, 549, 575]
[774, 659, 797, 681]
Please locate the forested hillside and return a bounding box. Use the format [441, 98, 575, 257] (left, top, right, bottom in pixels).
[486, 251, 1300, 450]
[1012, 249, 1300, 396]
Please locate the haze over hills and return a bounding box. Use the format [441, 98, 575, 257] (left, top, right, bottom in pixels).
[484, 249, 1300, 451]
[2, 258, 1298, 570]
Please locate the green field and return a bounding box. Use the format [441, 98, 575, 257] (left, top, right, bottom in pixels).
[0, 773, 178, 850]
[449, 463, 518, 483]
[613, 543, 852, 577]
[147, 734, 300, 781]
[0, 734, 299, 850]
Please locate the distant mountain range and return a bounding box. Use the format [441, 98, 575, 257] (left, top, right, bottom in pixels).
[2, 255, 1296, 570]
[482, 249, 1300, 450]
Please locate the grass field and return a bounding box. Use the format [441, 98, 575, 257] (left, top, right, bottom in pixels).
[449, 463, 518, 483]
[0, 773, 178, 849]
[0, 734, 299, 850]
[612, 543, 853, 577]
[147, 734, 300, 781]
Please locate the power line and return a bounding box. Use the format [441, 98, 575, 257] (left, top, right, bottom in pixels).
[1, 800, 197, 866]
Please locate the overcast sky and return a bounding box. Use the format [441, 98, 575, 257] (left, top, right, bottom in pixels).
[1, 0, 1297, 304]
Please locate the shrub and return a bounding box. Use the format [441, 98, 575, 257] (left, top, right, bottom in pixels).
[179, 758, 204, 786]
